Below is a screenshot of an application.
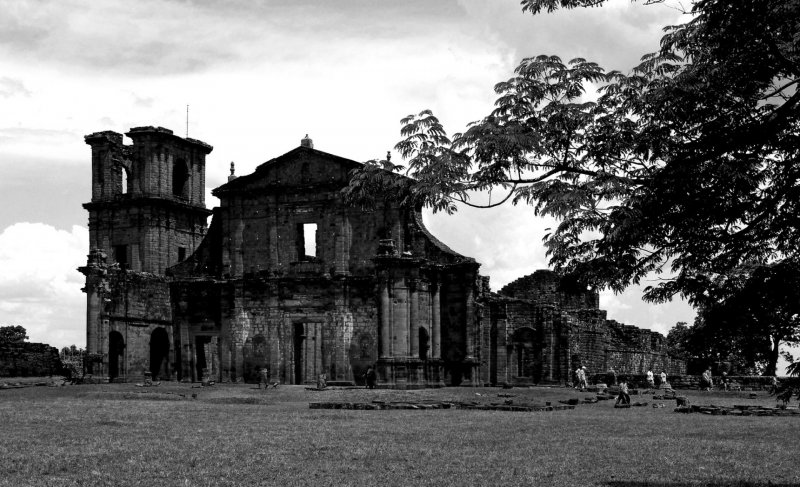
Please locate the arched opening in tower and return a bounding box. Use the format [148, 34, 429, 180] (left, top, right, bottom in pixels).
[173, 159, 189, 198]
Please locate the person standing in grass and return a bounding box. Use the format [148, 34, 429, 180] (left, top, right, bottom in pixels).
[606, 367, 617, 386]
[701, 368, 713, 391]
[259, 366, 270, 390]
[660, 371, 668, 389]
[615, 377, 630, 406]
[364, 366, 377, 389]
[646, 370, 655, 389]
[575, 366, 585, 391]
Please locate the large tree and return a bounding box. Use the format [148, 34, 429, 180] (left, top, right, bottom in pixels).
[0, 325, 28, 344]
[666, 262, 800, 377]
[345, 0, 800, 305]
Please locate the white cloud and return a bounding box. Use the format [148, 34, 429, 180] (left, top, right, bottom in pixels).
[0, 77, 31, 98]
[0, 223, 88, 349]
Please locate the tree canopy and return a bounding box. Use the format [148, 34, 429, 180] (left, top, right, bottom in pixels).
[345, 0, 800, 308]
[0, 325, 28, 344]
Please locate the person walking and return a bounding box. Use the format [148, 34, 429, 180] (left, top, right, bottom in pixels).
[258, 366, 270, 390]
[701, 368, 713, 391]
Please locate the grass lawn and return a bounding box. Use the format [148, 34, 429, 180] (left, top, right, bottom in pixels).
[0, 380, 798, 486]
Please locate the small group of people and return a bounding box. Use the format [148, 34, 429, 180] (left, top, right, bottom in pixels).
[645, 369, 669, 390]
[574, 366, 589, 391]
[256, 366, 276, 390]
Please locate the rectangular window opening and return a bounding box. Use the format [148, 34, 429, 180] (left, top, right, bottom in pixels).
[113, 244, 128, 269]
[301, 223, 317, 259]
[178, 247, 187, 262]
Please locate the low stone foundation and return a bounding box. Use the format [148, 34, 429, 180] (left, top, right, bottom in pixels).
[309, 400, 575, 412]
[674, 404, 800, 416]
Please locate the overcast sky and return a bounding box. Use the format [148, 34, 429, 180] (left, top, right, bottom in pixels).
[0, 0, 709, 358]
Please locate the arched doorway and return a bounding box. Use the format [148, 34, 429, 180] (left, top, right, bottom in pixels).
[149, 327, 170, 380]
[108, 331, 125, 381]
[418, 327, 430, 361]
[512, 327, 537, 381]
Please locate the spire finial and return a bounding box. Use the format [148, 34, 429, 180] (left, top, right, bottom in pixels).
[301, 134, 313, 149]
[228, 161, 236, 182]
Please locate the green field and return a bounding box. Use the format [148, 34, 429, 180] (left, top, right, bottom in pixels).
[0, 380, 798, 486]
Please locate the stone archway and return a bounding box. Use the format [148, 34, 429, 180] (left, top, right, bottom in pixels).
[149, 327, 170, 380]
[512, 327, 537, 381]
[419, 327, 430, 361]
[108, 331, 125, 381]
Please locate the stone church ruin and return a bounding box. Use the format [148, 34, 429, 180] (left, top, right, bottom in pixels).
[80, 126, 685, 387]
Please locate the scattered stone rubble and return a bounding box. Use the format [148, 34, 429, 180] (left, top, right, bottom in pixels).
[674, 404, 800, 416]
[310, 399, 575, 412]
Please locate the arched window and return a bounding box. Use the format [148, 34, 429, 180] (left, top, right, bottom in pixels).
[173, 159, 189, 198]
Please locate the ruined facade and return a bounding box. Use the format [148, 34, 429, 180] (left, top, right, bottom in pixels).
[80, 126, 684, 387]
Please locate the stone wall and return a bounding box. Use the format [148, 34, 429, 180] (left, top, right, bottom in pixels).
[173, 276, 380, 385]
[0, 343, 62, 377]
[499, 270, 599, 311]
[480, 271, 686, 386]
[86, 267, 174, 381]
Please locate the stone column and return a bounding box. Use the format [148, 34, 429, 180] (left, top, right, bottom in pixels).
[464, 282, 475, 360]
[86, 286, 100, 355]
[431, 283, 441, 359]
[179, 320, 191, 381]
[380, 280, 391, 358]
[409, 282, 419, 357]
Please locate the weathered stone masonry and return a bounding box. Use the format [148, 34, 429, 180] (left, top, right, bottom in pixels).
[80, 127, 684, 386]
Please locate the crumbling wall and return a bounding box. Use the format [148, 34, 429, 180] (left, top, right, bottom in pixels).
[0, 343, 62, 377]
[499, 270, 599, 311]
[482, 270, 687, 384]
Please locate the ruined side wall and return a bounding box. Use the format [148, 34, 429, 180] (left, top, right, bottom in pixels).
[0, 343, 62, 377]
[499, 270, 599, 311]
[568, 310, 685, 376]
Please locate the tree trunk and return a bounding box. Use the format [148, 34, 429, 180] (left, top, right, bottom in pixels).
[764, 335, 780, 376]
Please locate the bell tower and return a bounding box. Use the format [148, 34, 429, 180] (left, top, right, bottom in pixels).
[83, 126, 213, 274]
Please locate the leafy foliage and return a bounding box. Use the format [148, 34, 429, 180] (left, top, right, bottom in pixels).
[0, 325, 28, 344]
[346, 0, 800, 309]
